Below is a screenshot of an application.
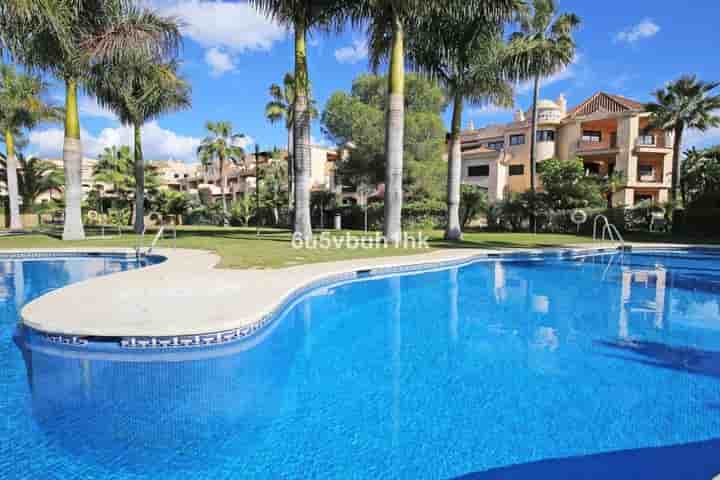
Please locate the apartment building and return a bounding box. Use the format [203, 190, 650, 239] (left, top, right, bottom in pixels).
[460, 92, 673, 206]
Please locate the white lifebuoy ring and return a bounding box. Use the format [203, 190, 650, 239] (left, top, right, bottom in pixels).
[570, 209, 588, 225]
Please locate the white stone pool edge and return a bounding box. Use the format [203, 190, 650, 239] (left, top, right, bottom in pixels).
[10, 243, 714, 342]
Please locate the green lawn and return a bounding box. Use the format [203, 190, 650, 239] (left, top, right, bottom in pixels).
[0, 226, 709, 269]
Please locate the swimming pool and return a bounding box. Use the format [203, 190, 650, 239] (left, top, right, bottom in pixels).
[5, 249, 720, 479]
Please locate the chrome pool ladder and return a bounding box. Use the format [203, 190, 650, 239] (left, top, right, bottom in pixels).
[593, 214, 625, 249]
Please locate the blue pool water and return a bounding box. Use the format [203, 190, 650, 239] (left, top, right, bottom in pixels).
[3, 250, 720, 479]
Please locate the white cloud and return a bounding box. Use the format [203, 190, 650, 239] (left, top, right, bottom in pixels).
[204, 47, 235, 77]
[614, 19, 660, 43]
[467, 105, 513, 116]
[516, 54, 582, 94]
[78, 96, 117, 121]
[334, 39, 368, 64]
[29, 121, 202, 161]
[151, 0, 285, 52]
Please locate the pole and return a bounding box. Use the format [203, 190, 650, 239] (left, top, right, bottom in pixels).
[255, 144, 261, 237]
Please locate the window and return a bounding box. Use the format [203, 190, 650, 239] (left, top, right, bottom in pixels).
[509, 165, 525, 176]
[509, 134, 525, 146]
[486, 141, 504, 150]
[536, 130, 555, 142]
[584, 163, 600, 175]
[582, 130, 602, 143]
[638, 135, 655, 145]
[467, 165, 490, 177]
[638, 164, 655, 181]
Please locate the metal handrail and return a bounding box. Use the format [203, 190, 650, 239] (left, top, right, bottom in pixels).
[147, 225, 165, 255]
[593, 214, 625, 248]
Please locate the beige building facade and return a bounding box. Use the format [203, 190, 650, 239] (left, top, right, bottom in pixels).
[460, 92, 673, 206]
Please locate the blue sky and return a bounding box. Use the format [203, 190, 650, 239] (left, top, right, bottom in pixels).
[25, 0, 720, 162]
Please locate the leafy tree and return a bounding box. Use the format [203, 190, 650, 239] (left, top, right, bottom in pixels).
[0, 0, 181, 240]
[538, 157, 603, 209]
[0, 64, 61, 228]
[509, 0, 580, 198]
[598, 171, 627, 209]
[259, 158, 289, 225]
[681, 146, 720, 204]
[459, 185, 489, 227]
[251, 0, 346, 242]
[197, 121, 246, 225]
[646, 75, 720, 201]
[0, 152, 64, 207]
[88, 60, 191, 233]
[322, 73, 447, 200]
[405, 4, 521, 240]
[152, 189, 192, 224]
[230, 195, 256, 227]
[265, 72, 318, 209]
[93, 145, 159, 224]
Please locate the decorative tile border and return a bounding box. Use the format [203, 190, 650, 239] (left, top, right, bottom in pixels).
[0, 251, 138, 259]
[45, 333, 89, 345]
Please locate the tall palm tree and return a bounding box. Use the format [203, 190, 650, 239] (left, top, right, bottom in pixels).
[510, 0, 580, 198]
[645, 75, 720, 202]
[0, 1, 181, 239]
[0, 152, 64, 206]
[251, 0, 346, 242]
[197, 121, 246, 225]
[0, 64, 61, 229]
[405, 5, 520, 240]
[88, 61, 191, 233]
[264, 72, 318, 212]
[350, 1, 518, 244]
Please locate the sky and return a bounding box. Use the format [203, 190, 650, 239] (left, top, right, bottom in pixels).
[22, 0, 720, 163]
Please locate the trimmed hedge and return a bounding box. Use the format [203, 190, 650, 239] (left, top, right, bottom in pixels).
[673, 208, 720, 236]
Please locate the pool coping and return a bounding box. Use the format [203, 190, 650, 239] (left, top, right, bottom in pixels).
[11, 242, 716, 350]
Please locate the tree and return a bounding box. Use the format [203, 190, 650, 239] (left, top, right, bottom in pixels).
[322, 73, 447, 199]
[93, 145, 160, 223]
[538, 157, 604, 210]
[599, 171, 627, 209]
[459, 185, 489, 227]
[0, 64, 61, 229]
[251, 0, 346, 242]
[197, 121, 246, 225]
[259, 158, 289, 225]
[645, 75, 720, 201]
[0, 152, 64, 207]
[681, 146, 720, 204]
[265, 72, 318, 210]
[230, 195, 256, 227]
[405, 4, 520, 240]
[88, 60, 190, 233]
[509, 0, 579, 202]
[0, 1, 181, 240]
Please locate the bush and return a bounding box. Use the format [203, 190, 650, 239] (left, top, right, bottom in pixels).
[673, 208, 720, 236]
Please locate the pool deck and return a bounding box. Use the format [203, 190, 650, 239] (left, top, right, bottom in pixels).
[11, 243, 702, 339]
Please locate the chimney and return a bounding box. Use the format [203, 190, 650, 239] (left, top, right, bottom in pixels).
[514, 109, 525, 122]
[557, 94, 567, 115]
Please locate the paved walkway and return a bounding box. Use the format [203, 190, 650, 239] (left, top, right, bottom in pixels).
[15, 242, 695, 338]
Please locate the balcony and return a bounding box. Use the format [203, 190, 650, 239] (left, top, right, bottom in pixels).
[576, 136, 618, 155]
[635, 134, 672, 152]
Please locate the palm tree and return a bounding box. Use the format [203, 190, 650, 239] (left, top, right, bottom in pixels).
[600, 171, 627, 209]
[645, 75, 720, 202]
[405, 6, 519, 240]
[0, 1, 181, 240]
[0, 64, 61, 229]
[93, 146, 135, 209]
[251, 0, 346, 242]
[197, 121, 246, 225]
[510, 0, 580, 198]
[88, 61, 190, 233]
[0, 152, 64, 206]
[265, 72, 318, 212]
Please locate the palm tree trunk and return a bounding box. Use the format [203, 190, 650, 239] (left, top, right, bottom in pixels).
[62, 78, 85, 240]
[288, 125, 294, 213]
[293, 20, 312, 241]
[528, 74, 540, 232]
[4, 130, 22, 230]
[445, 92, 463, 240]
[133, 123, 145, 234]
[383, 15, 405, 246]
[220, 154, 229, 226]
[671, 123, 683, 202]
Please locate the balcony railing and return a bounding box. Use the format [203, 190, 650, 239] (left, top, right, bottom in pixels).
[577, 138, 618, 151]
[636, 134, 669, 149]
